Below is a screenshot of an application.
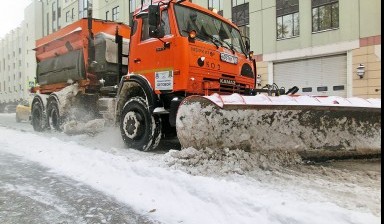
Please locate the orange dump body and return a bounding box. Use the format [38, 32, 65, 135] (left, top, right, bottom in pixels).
[34, 19, 131, 94]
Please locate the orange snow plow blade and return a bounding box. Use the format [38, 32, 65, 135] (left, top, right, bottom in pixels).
[176, 94, 381, 160]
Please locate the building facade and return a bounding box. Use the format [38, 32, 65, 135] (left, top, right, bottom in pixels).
[0, 0, 380, 108]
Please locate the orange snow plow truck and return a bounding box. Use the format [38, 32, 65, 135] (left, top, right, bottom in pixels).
[31, 0, 380, 160]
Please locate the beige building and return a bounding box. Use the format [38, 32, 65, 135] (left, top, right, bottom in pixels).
[0, 0, 380, 108]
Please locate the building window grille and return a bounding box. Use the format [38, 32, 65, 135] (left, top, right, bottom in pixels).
[232, 1, 249, 27]
[112, 6, 120, 21]
[276, 0, 299, 39]
[208, 0, 223, 16]
[312, 0, 339, 32]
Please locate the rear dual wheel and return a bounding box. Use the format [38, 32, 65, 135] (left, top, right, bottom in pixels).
[46, 99, 62, 131]
[120, 97, 162, 151]
[31, 100, 46, 132]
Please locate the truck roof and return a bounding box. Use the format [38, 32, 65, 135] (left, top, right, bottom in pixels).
[134, 0, 238, 29]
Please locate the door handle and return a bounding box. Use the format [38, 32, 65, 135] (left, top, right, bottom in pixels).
[134, 58, 141, 63]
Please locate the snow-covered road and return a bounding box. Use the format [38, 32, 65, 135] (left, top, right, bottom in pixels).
[0, 113, 381, 224]
[0, 151, 158, 224]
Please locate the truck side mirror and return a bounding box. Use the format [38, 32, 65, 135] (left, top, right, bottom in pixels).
[148, 5, 160, 26]
[245, 40, 250, 52]
[148, 5, 165, 38]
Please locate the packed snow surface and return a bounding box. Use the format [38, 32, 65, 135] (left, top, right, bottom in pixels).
[208, 93, 381, 108]
[0, 124, 380, 224]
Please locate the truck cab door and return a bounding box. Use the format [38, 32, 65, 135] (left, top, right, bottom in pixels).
[129, 10, 174, 92]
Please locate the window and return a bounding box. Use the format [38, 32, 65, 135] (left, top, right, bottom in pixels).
[129, 0, 137, 23]
[46, 13, 50, 35]
[79, 0, 88, 18]
[72, 8, 75, 20]
[276, 0, 299, 39]
[232, 0, 249, 5]
[52, 2, 57, 32]
[52, 2, 56, 21]
[112, 6, 119, 21]
[208, 0, 223, 15]
[232, 0, 249, 26]
[312, 0, 339, 32]
[106, 11, 109, 20]
[232, 0, 249, 41]
[141, 10, 171, 41]
[66, 11, 70, 22]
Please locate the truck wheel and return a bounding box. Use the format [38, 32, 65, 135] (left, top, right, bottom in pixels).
[120, 97, 161, 151]
[31, 101, 46, 132]
[47, 100, 62, 131]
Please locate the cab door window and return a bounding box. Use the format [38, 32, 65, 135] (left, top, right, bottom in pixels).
[141, 10, 171, 41]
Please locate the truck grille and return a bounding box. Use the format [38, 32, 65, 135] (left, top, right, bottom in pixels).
[203, 75, 249, 95]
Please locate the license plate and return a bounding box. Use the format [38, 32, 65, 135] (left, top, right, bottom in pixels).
[220, 53, 238, 64]
[219, 78, 236, 85]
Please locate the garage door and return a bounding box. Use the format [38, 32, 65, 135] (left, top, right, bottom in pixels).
[274, 54, 347, 97]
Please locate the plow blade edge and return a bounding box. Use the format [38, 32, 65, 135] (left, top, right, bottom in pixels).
[176, 94, 381, 159]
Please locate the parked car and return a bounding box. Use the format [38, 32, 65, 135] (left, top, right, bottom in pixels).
[16, 100, 31, 122]
[4, 104, 17, 113]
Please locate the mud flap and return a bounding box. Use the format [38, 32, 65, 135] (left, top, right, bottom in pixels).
[176, 94, 381, 159]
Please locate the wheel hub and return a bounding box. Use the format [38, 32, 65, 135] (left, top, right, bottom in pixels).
[124, 111, 144, 139]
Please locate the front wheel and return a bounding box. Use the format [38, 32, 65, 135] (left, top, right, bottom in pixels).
[120, 97, 161, 151]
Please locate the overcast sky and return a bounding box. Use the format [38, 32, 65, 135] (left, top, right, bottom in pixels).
[0, 0, 32, 39]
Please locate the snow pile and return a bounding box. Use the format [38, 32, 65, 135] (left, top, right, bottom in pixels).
[164, 147, 302, 176]
[177, 99, 381, 154]
[63, 119, 105, 136]
[54, 83, 80, 117]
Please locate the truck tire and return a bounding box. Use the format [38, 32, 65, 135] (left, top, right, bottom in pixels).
[31, 101, 46, 132]
[47, 99, 62, 131]
[120, 97, 161, 151]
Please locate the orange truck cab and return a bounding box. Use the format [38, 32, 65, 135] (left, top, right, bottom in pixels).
[127, 0, 255, 96]
[116, 0, 256, 147]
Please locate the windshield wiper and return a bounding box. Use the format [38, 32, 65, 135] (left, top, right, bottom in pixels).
[221, 40, 236, 54]
[199, 29, 224, 49]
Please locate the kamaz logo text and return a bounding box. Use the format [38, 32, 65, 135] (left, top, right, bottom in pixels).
[219, 79, 236, 85]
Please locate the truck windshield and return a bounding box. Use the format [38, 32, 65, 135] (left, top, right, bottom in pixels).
[174, 4, 246, 55]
